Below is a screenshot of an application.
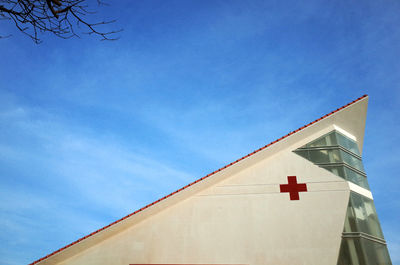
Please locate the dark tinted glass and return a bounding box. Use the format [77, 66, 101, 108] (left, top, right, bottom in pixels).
[294, 149, 309, 160]
[337, 237, 366, 265]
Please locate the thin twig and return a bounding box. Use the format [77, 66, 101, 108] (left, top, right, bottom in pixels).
[0, 0, 120, 43]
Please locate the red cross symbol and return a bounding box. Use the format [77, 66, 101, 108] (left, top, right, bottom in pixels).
[280, 176, 307, 200]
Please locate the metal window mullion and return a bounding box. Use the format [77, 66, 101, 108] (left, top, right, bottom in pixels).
[296, 145, 362, 160]
[339, 147, 362, 160]
[342, 232, 387, 245]
[315, 162, 367, 177]
[342, 163, 367, 176]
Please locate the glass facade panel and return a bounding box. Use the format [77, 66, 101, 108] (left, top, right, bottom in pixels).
[302, 148, 362, 169]
[344, 196, 358, 234]
[293, 149, 308, 160]
[345, 192, 384, 238]
[309, 149, 330, 163]
[337, 237, 366, 265]
[295, 130, 392, 264]
[362, 238, 392, 265]
[321, 165, 369, 189]
[336, 132, 360, 155]
[341, 150, 365, 172]
[306, 131, 337, 147]
[340, 192, 391, 264]
[344, 167, 370, 190]
[337, 237, 392, 265]
[294, 130, 370, 190]
[321, 165, 346, 179]
[304, 131, 360, 155]
[308, 149, 341, 164]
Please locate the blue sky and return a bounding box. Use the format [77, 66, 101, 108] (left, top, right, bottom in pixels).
[0, 0, 399, 264]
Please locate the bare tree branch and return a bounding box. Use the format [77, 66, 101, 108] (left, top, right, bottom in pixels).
[0, 4, 23, 16]
[0, 0, 121, 43]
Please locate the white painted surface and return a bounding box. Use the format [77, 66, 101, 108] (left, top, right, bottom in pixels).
[35, 97, 369, 265]
[333, 125, 357, 141]
[348, 181, 373, 200]
[56, 151, 350, 265]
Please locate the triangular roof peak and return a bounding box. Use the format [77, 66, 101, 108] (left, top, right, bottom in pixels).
[31, 95, 369, 265]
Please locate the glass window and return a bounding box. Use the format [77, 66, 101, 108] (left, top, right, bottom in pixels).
[309, 149, 330, 163]
[361, 238, 392, 265]
[320, 165, 370, 190]
[336, 132, 360, 155]
[308, 149, 341, 164]
[344, 192, 384, 239]
[293, 149, 309, 160]
[321, 165, 346, 179]
[337, 237, 392, 265]
[344, 197, 358, 234]
[294, 131, 392, 265]
[306, 131, 337, 147]
[294, 130, 368, 189]
[340, 150, 365, 172]
[301, 131, 361, 155]
[337, 237, 366, 265]
[344, 167, 370, 190]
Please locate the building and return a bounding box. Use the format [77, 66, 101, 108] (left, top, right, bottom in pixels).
[30, 95, 392, 265]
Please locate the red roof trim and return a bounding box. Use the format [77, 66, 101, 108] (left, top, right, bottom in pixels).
[30, 95, 368, 265]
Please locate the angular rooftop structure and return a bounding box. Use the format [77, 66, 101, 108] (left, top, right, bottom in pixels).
[31, 95, 392, 265]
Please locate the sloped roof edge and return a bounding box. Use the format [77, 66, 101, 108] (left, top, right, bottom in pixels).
[30, 94, 368, 265]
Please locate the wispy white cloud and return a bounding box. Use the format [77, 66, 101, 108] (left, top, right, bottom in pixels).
[1, 1, 399, 263]
[0, 99, 195, 264]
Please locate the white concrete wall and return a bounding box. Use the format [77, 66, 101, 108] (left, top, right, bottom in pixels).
[59, 150, 350, 265]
